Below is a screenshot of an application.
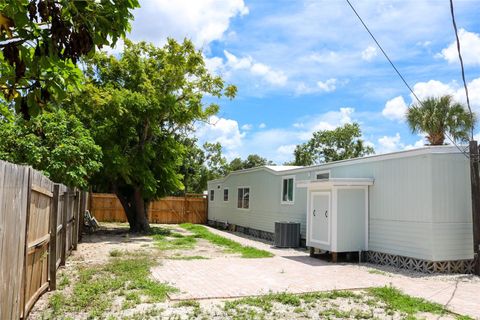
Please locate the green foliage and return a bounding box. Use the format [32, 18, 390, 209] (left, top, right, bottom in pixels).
[406, 95, 475, 145]
[0, 0, 139, 118]
[0, 109, 102, 188]
[291, 123, 374, 165]
[229, 154, 274, 171]
[368, 286, 446, 315]
[72, 39, 235, 230]
[180, 223, 273, 258]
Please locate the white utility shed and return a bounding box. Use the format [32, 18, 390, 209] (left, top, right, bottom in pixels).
[207, 146, 474, 273]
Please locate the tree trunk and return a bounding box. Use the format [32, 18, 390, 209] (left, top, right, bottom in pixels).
[114, 185, 151, 233]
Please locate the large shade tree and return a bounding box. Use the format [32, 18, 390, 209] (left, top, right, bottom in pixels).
[406, 95, 475, 145]
[74, 39, 236, 232]
[290, 123, 374, 165]
[0, 0, 139, 119]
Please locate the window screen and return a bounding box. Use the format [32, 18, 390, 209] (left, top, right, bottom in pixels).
[209, 190, 214, 201]
[224, 189, 229, 201]
[282, 178, 294, 202]
[316, 172, 329, 180]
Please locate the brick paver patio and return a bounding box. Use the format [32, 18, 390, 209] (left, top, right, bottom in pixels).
[151, 226, 480, 319]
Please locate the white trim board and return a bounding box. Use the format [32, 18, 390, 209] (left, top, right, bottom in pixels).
[208, 146, 463, 184]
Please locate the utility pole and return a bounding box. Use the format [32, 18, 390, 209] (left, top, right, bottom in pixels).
[470, 141, 480, 275]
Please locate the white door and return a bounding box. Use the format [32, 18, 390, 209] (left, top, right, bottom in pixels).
[310, 192, 330, 245]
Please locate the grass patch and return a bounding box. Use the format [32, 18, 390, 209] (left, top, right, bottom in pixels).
[175, 300, 200, 308]
[301, 290, 360, 303]
[109, 249, 123, 257]
[154, 235, 197, 250]
[224, 292, 301, 313]
[50, 253, 176, 318]
[180, 223, 273, 258]
[368, 286, 446, 315]
[57, 274, 70, 289]
[48, 292, 65, 316]
[167, 255, 209, 260]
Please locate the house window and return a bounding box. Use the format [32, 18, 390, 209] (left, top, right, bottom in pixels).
[316, 171, 330, 180]
[282, 177, 294, 203]
[237, 187, 250, 209]
[210, 190, 214, 201]
[224, 188, 229, 201]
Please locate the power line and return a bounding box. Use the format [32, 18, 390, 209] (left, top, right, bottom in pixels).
[344, 0, 422, 104]
[345, 0, 469, 158]
[449, 0, 474, 140]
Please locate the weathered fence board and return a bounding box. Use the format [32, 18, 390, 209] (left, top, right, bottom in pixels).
[23, 170, 54, 316]
[0, 161, 29, 320]
[0, 160, 85, 320]
[91, 193, 208, 224]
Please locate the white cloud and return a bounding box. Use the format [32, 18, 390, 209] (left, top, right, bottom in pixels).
[378, 133, 403, 153]
[241, 124, 253, 131]
[277, 144, 296, 155]
[220, 50, 287, 86]
[204, 56, 224, 74]
[317, 78, 337, 92]
[195, 116, 245, 151]
[382, 96, 408, 122]
[405, 137, 426, 150]
[259, 123, 267, 129]
[439, 29, 480, 66]
[361, 46, 377, 61]
[131, 0, 248, 47]
[295, 78, 348, 95]
[411, 80, 455, 101]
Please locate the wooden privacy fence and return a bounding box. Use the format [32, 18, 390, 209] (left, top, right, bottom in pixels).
[0, 160, 87, 319]
[91, 193, 208, 224]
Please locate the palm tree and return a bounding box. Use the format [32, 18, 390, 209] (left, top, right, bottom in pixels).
[406, 95, 475, 145]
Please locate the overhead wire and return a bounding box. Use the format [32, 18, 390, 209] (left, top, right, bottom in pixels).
[449, 0, 474, 140]
[345, 0, 469, 158]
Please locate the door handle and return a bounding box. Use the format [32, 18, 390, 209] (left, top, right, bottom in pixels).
[325, 210, 328, 218]
[313, 209, 316, 216]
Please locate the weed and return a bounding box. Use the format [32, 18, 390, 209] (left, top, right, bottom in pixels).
[368, 269, 389, 276]
[368, 286, 446, 315]
[50, 253, 176, 318]
[180, 223, 273, 258]
[58, 274, 70, 289]
[293, 307, 305, 313]
[109, 249, 122, 257]
[48, 292, 65, 316]
[175, 300, 200, 308]
[167, 255, 209, 260]
[319, 308, 351, 318]
[301, 290, 359, 303]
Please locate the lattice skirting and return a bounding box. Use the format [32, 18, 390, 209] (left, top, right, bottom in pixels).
[207, 220, 275, 242]
[366, 251, 476, 274]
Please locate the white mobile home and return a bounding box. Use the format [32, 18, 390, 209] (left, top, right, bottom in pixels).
[207, 146, 475, 273]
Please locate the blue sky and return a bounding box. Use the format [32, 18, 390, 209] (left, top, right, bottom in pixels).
[125, 0, 480, 164]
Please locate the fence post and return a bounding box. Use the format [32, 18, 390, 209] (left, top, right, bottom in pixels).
[60, 188, 69, 266]
[78, 191, 87, 242]
[72, 189, 79, 250]
[48, 184, 60, 290]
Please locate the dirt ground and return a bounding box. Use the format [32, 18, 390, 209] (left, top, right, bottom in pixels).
[28, 223, 479, 320]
